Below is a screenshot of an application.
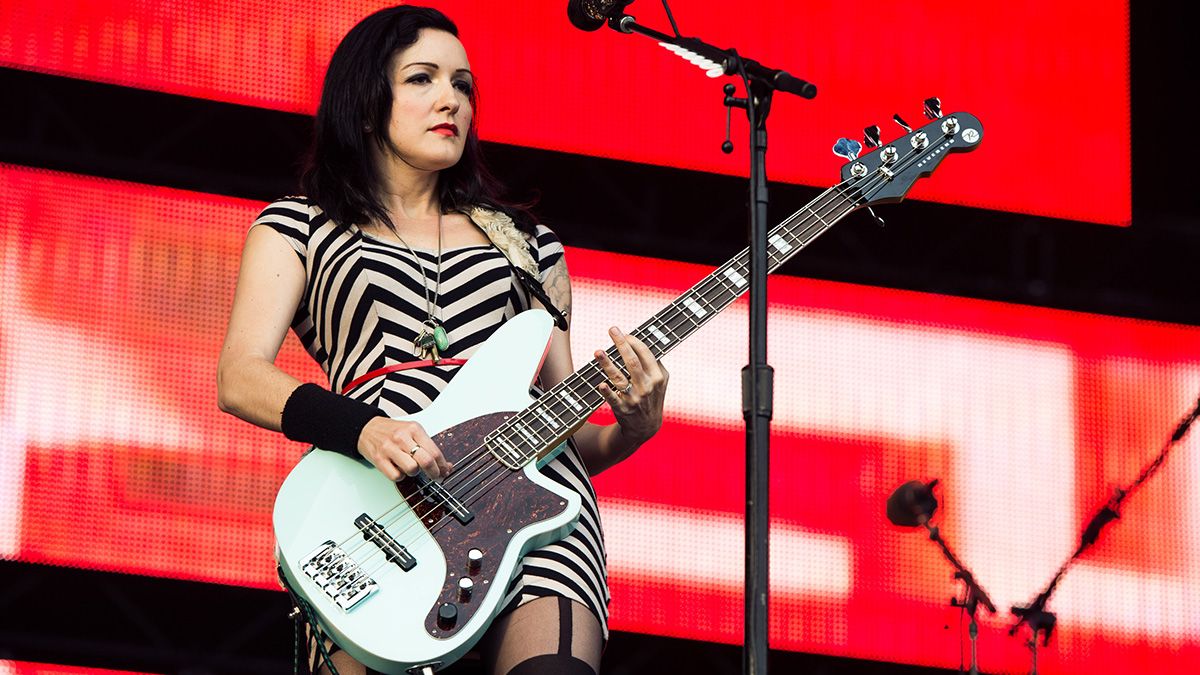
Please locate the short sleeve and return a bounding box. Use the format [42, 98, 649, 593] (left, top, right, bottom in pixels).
[533, 224, 565, 283]
[252, 197, 312, 262]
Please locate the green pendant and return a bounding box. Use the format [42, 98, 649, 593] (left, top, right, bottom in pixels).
[433, 325, 450, 352]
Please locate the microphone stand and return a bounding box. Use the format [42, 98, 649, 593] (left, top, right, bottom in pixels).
[593, 10, 816, 675]
[1009, 394, 1200, 674]
[889, 481, 996, 675]
[922, 519, 997, 675]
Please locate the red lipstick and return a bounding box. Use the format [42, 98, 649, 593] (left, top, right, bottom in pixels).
[431, 123, 458, 137]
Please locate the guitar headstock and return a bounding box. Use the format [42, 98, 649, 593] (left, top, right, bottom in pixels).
[833, 100, 982, 208]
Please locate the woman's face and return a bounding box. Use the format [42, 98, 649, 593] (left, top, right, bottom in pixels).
[380, 29, 474, 174]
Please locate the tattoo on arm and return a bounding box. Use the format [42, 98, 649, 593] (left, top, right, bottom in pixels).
[542, 256, 572, 328]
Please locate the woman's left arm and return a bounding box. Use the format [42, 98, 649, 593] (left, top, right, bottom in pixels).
[534, 255, 669, 476]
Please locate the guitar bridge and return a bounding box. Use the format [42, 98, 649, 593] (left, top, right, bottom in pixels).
[301, 541, 378, 611]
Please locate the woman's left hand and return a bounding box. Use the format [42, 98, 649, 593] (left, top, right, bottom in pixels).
[596, 326, 669, 447]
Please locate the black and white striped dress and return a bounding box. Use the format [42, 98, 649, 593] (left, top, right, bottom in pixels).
[255, 197, 610, 638]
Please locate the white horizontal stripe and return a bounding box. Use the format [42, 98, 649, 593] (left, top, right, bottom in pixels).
[520, 555, 605, 611]
[601, 498, 852, 598]
[1055, 565, 1200, 638]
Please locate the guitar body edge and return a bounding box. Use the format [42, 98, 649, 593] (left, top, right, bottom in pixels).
[273, 311, 583, 673]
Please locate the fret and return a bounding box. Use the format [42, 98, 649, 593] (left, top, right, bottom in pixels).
[644, 324, 672, 346]
[681, 296, 708, 318]
[691, 283, 724, 312]
[560, 388, 584, 412]
[804, 205, 829, 226]
[521, 416, 555, 452]
[662, 300, 697, 328]
[515, 424, 538, 447]
[536, 405, 561, 430]
[656, 310, 696, 342]
[567, 377, 603, 407]
[655, 312, 687, 337]
[648, 309, 696, 343]
[699, 282, 734, 315]
[768, 232, 793, 256]
[711, 267, 742, 297]
[495, 185, 863, 469]
[582, 360, 611, 386]
[722, 266, 748, 289]
[489, 433, 524, 469]
[659, 312, 695, 344]
[545, 398, 573, 422]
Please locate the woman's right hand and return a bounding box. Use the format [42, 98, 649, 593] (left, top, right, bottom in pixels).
[357, 417, 453, 481]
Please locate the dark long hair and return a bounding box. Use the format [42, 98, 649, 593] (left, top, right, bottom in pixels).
[301, 5, 535, 234]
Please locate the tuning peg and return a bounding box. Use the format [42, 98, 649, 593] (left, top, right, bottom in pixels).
[893, 114, 912, 133]
[863, 125, 882, 149]
[832, 137, 862, 161]
[923, 97, 942, 120]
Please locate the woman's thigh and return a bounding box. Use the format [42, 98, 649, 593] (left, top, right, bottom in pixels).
[311, 596, 603, 675]
[480, 596, 603, 675]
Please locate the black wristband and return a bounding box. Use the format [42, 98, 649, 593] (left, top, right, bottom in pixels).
[280, 383, 387, 457]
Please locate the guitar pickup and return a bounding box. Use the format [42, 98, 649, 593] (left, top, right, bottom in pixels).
[413, 475, 474, 526]
[355, 513, 418, 570]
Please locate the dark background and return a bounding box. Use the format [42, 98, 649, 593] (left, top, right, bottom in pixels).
[0, 3, 1194, 674]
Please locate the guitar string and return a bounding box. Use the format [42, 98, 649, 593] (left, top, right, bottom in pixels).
[322, 136, 940, 590]
[409, 145, 910, 516]
[329, 206, 849, 589]
[332, 184, 870, 586]
[324, 138, 932, 592]
[326, 147, 919, 589]
[319, 183, 862, 587]
[397, 165, 875, 503]
[422, 181, 856, 494]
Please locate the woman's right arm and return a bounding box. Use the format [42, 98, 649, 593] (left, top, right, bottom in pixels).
[217, 224, 306, 429]
[217, 225, 451, 479]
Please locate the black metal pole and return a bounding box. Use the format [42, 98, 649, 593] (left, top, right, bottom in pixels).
[580, 17, 814, 674]
[742, 78, 774, 675]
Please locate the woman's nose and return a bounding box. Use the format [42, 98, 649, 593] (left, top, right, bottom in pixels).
[436, 80, 460, 113]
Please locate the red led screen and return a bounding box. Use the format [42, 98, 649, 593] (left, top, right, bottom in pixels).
[1, 165, 1193, 674]
[0, 1, 1130, 225]
[0, 663, 154, 675]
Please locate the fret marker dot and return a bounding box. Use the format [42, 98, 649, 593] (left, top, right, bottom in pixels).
[769, 233, 793, 253]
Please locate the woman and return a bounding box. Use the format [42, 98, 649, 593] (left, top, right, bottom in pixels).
[216, 6, 668, 675]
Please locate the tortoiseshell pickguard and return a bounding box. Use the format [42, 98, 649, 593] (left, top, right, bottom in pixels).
[394, 411, 570, 639]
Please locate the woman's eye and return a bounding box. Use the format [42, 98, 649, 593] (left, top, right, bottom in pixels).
[406, 73, 431, 84]
[454, 80, 474, 95]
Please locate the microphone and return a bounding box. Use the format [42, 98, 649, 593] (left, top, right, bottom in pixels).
[567, 0, 636, 31]
[886, 479, 939, 527]
[755, 64, 817, 99]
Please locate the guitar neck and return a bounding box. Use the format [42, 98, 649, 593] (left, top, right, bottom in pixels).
[488, 184, 861, 467]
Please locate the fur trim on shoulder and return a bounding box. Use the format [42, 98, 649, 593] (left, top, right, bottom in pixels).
[463, 206, 539, 277]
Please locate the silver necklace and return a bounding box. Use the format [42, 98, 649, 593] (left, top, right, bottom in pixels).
[388, 211, 449, 362]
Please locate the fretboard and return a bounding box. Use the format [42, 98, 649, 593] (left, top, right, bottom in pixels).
[486, 183, 862, 468]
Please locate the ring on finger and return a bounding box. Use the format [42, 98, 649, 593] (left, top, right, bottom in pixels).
[408, 445, 421, 457]
[621, 383, 633, 395]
